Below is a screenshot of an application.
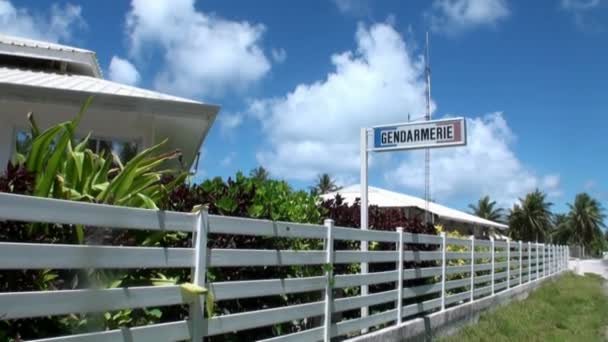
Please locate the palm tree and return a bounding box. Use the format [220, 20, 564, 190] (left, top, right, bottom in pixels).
[249, 166, 269, 182]
[468, 196, 504, 222]
[567, 193, 605, 256]
[313, 173, 339, 195]
[508, 190, 553, 242]
[550, 213, 573, 245]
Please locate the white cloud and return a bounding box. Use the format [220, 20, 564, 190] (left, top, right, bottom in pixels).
[584, 179, 597, 191]
[428, 0, 510, 34]
[108, 56, 140, 86]
[0, 0, 85, 42]
[218, 112, 244, 136]
[542, 174, 563, 198]
[561, 0, 604, 32]
[385, 113, 561, 206]
[220, 152, 236, 167]
[333, 0, 371, 16]
[250, 22, 431, 181]
[561, 0, 601, 10]
[271, 48, 287, 63]
[125, 0, 272, 98]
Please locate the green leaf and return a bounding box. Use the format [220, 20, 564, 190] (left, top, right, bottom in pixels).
[72, 96, 94, 129]
[12, 152, 26, 165]
[97, 139, 168, 203]
[136, 193, 158, 209]
[26, 124, 65, 173]
[147, 308, 162, 319]
[92, 182, 109, 192]
[216, 197, 238, 213]
[74, 132, 92, 152]
[206, 290, 215, 318]
[151, 274, 178, 286]
[27, 111, 41, 138]
[142, 231, 167, 246]
[180, 283, 208, 295]
[71, 151, 85, 182]
[34, 125, 73, 197]
[91, 153, 112, 187]
[75, 224, 85, 244]
[248, 204, 264, 217]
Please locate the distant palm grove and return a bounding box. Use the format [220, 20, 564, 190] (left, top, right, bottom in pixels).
[469, 191, 606, 257]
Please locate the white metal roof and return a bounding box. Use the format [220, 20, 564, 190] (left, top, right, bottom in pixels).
[321, 185, 508, 230]
[0, 34, 102, 77]
[0, 66, 201, 105]
[0, 34, 94, 53]
[0, 66, 219, 168]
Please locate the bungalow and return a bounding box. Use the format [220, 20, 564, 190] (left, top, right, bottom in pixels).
[0, 34, 219, 169]
[321, 185, 508, 238]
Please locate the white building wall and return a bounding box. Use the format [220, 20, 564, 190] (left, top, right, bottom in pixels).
[0, 99, 156, 168]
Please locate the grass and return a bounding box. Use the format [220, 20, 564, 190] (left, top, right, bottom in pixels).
[441, 272, 608, 342]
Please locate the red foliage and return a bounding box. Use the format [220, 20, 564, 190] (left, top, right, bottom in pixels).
[0, 162, 34, 195]
[321, 193, 437, 236]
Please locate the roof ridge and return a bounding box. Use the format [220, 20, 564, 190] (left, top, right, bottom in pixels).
[0, 34, 95, 54]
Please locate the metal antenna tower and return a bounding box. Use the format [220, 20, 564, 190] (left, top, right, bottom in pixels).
[424, 32, 432, 225]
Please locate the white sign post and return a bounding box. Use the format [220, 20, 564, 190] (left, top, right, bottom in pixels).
[359, 117, 466, 324]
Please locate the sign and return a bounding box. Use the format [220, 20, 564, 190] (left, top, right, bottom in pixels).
[372, 117, 466, 152]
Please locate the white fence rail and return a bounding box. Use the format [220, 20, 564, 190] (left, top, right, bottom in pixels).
[0, 192, 569, 341]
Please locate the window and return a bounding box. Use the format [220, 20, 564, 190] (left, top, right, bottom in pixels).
[13, 129, 139, 163]
[14, 130, 33, 156]
[85, 137, 139, 163]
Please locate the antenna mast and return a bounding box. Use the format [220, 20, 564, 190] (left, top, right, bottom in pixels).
[424, 32, 432, 225]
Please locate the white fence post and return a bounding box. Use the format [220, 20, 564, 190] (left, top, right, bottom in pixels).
[561, 245, 564, 271]
[549, 244, 552, 275]
[440, 232, 447, 311]
[190, 206, 209, 342]
[557, 246, 562, 272]
[557, 245, 562, 272]
[564, 246, 567, 271]
[554, 245, 557, 273]
[527, 241, 532, 282]
[323, 219, 334, 342]
[552, 245, 555, 274]
[470, 235, 475, 302]
[557, 245, 562, 273]
[396, 227, 404, 324]
[557, 245, 563, 272]
[536, 242, 539, 281]
[506, 238, 510, 289]
[519, 241, 523, 286]
[490, 237, 495, 295]
[543, 244, 546, 277]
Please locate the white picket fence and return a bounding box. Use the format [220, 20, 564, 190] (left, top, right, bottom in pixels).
[0, 192, 569, 341]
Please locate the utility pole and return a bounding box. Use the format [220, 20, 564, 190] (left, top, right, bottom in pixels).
[424, 32, 432, 225]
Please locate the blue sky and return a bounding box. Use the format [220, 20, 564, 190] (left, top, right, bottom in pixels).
[2, 0, 607, 214]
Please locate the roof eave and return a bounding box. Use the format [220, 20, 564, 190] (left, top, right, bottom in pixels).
[0, 82, 219, 118]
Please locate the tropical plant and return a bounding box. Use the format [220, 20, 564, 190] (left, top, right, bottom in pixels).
[508, 190, 553, 242]
[312, 173, 339, 195]
[249, 166, 269, 182]
[17, 98, 186, 210]
[468, 195, 504, 222]
[568, 193, 606, 256]
[0, 99, 190, 340]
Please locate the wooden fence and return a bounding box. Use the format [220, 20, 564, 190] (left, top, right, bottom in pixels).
[0, 192, 569, 341]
